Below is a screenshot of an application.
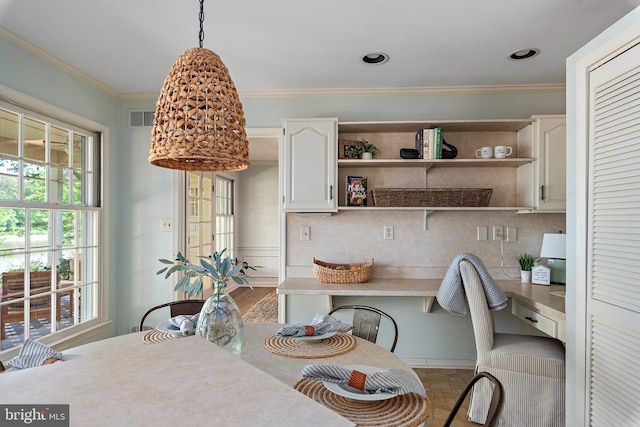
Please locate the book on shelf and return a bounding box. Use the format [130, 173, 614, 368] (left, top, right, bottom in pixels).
[346, 176, 367, 206]
[432, 128, 443, 159]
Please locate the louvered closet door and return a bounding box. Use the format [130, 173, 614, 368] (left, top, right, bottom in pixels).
[588, 42, 640, 426]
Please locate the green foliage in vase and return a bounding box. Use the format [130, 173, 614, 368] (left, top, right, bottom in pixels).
[157, 248, 259, 297]
[355, 138, 381, 158]
[514, 253, 539, 271]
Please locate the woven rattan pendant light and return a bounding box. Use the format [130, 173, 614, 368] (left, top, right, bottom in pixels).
[149, 0, 250, 172]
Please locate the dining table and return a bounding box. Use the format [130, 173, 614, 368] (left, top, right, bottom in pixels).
[0, 322, 430, 426]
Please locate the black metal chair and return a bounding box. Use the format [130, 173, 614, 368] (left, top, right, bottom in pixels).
[139, 300, 206, 331]
[443, 372, 505, 427]
[328, 305, 398, 352]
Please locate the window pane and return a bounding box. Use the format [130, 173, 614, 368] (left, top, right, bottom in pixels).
[49, 164, 68, 204]
[23, 162, 46, 202]
[30, 209, 51, 252]
[72, 133, 84, 170]
[0, 208, 25, 253]
[23, 118, 46, 163]
[0, 159, 19, 200]
[51, 126, 69, 167]
[0, 109, 19, 157]
[72, 169, 83, 205]
[60, 210, 76, 247]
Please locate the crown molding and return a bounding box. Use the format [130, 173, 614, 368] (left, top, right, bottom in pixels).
[0, 26, 120, 98]
[236, 84, 566, 98]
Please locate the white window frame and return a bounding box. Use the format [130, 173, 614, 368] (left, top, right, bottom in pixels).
[0, 85, 110, 357]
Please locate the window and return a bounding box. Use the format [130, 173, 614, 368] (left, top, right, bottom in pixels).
[0, 102, 101, 351]
[215, 176, 235, 256]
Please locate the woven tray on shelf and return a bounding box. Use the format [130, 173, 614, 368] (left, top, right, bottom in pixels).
[371, 188, 492, 207]
[313, 258, 373, 284]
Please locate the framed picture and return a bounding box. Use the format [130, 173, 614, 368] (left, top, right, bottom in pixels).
[338, 139, 364, 159]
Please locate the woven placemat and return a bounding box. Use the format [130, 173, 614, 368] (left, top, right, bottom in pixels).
[263, 332, 357, 359]
[143, 329, 177, 344]
[294, 378, 430, 427]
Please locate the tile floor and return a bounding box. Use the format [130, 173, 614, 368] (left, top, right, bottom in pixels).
[413, 368, 479, 427]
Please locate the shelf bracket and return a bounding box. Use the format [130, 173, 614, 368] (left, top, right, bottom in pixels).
[423, 210, 434, 230]
[423, 164, 432, 187]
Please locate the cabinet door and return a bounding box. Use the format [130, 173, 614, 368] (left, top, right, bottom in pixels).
[537, 117, 566, 212]
[517, 115, 566, 212]
[282, 119, 337, 212]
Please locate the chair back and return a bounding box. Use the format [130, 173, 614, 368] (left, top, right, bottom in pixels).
[328, 305, 398, 352]
[139, 300, 206, 331]
[443, 371, 504, 427]
[459, 260, 495, 361]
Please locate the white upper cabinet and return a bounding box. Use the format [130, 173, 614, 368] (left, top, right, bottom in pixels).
[282, 118, 338, 212]
[517, 115, 566, 213]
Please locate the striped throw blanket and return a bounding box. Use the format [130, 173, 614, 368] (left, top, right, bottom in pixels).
[276, 314, 352, 337]
[437, 253, 507, 315]
[302, 364, 425, 396]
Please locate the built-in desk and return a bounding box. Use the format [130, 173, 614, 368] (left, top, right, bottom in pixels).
[278, 278, 566, 342]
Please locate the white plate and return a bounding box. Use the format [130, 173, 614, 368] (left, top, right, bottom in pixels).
[155, 320, 185, 336]
[323, 365, 396, 401]
[295, 331, 336, 343]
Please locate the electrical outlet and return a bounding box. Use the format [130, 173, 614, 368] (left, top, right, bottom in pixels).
[384, 225, 394, 240]
[477, 226, 488, 241]
[160, 218, 172, 232]
[493, 225, 503, 240]
[299, 226, 310, 241]
[507, 227, 517, 242]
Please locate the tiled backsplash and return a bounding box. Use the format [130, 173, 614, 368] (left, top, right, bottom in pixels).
[286, 209, 566, 280]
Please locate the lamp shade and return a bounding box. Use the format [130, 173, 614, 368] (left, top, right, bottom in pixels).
[540, 233, 566, 259]
[149, 47, 250, 172]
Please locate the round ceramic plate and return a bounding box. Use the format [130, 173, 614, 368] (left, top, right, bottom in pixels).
[155, 320, 183, 336]
[295, 331, 336, 343]
[323, 365, 396, 401]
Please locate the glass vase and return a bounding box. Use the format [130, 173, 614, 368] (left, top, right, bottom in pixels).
[196, 284, 244, 356]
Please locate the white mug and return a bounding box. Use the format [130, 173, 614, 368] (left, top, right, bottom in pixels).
[475, 146, 493, 159]
[494, 146, 513, 159]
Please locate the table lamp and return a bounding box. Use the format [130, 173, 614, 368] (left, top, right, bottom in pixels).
[540, 233, 566, 284]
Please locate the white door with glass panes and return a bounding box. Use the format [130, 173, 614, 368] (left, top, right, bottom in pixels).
[186, 172, 236, 296]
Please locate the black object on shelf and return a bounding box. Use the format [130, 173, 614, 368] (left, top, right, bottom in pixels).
[400, 148, 420, 159]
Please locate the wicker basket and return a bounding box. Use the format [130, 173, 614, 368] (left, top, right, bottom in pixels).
[371, 188, 492, 208]
[313, 258, 373, 284]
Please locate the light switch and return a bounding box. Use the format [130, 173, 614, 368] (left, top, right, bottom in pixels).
[507, 227, 517, 242]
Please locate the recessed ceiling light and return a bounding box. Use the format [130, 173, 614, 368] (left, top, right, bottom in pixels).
[509, 48, 540, 61]
[362, 52, 389, 65]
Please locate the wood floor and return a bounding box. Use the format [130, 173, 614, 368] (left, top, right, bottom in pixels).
[229, 286, 275, 314]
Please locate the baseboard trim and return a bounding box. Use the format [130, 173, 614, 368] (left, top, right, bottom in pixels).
[403, 358, 476, 369]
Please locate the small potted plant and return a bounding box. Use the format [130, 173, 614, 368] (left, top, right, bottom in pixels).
[355, 138, 380, 160]
[514, 253, 539, 282]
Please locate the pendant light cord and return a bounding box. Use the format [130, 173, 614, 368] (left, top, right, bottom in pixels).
[198, 0, 205, 48]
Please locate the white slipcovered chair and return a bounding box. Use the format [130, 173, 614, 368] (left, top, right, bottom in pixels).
[456, 258, 565, 426]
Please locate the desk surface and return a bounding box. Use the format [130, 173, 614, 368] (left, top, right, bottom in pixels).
[278, 277, 566, 321]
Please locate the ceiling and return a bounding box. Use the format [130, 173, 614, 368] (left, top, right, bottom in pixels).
[1, 0, 639, 95]
[1, 1, 639, 162]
